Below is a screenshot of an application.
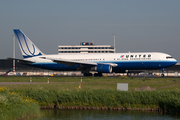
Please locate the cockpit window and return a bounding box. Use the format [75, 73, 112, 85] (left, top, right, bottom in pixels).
[166, 56, 173, 59]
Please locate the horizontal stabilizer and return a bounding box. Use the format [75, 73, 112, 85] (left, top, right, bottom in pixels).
[7, 58, 35, 64]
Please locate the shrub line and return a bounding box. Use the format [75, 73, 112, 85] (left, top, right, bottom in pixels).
[39, 105, 180, 114]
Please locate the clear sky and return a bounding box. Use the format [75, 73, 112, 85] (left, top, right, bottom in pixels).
[0, 0, 180, 62]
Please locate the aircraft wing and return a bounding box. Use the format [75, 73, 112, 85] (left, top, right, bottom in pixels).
[41, 57, 117, 67]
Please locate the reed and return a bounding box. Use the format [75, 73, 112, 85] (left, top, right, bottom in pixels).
[14, 88, 180, 112]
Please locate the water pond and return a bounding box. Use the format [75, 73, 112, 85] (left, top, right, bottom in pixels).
[31, 109, 180, 120]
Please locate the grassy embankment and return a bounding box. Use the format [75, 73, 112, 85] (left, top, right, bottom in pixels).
[0, 86, 40, 120]
[1, 76, 180, 113]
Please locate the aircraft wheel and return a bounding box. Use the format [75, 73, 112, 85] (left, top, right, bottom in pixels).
[94, 73, 98, 76]
[89, 73, 92, 76]
[84, 73, 87, 76]
[84, 73, 92, 76]
[98, 73, 102, 76]
[161, 74, 164, 77]
[94, 73, 102, 77]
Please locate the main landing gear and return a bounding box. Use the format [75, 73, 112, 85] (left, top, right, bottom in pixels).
[83, 72, 103, 77]
[94, 73, 102, 77]
[161, 68, 165, 77]
[83, 73, 92, 76]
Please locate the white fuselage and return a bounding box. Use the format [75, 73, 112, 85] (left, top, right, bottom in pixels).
[25, 52, 177, 72]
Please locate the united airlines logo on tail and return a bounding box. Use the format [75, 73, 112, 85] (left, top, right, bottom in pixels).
[13, 29, 43, 58]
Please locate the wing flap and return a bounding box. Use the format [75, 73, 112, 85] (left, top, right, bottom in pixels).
[42, 57, 97, 66]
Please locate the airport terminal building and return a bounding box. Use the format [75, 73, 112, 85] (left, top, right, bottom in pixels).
[58, 42, 115, 54]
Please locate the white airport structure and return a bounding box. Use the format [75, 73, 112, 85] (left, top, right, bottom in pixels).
[58, 42, 115, 54]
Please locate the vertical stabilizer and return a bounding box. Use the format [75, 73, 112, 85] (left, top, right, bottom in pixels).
[13, 29, 44, 58]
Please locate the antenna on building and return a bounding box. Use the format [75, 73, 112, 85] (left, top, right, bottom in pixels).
[113, 34, 116, 53]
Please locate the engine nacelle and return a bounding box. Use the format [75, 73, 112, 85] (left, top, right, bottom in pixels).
[96, 64, 112, 73]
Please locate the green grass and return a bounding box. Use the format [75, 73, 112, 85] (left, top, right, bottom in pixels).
[0, 76, 180, 91]
[0, 76, 180, 82]
[0, 86, 40, 120]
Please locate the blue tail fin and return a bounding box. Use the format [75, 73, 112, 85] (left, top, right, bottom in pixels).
[13, 29, 44, 58]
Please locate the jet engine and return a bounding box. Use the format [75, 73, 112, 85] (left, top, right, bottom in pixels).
[92, 64, 112, 73]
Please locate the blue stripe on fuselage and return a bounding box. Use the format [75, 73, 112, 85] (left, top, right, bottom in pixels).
[115, 61, 176, 70]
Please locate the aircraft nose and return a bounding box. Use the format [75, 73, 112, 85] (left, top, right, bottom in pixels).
[173, 59, 177, 65]
[175, 59, 177, 64]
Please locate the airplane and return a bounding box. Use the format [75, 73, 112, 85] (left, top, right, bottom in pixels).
[13, 29, 177, 76]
